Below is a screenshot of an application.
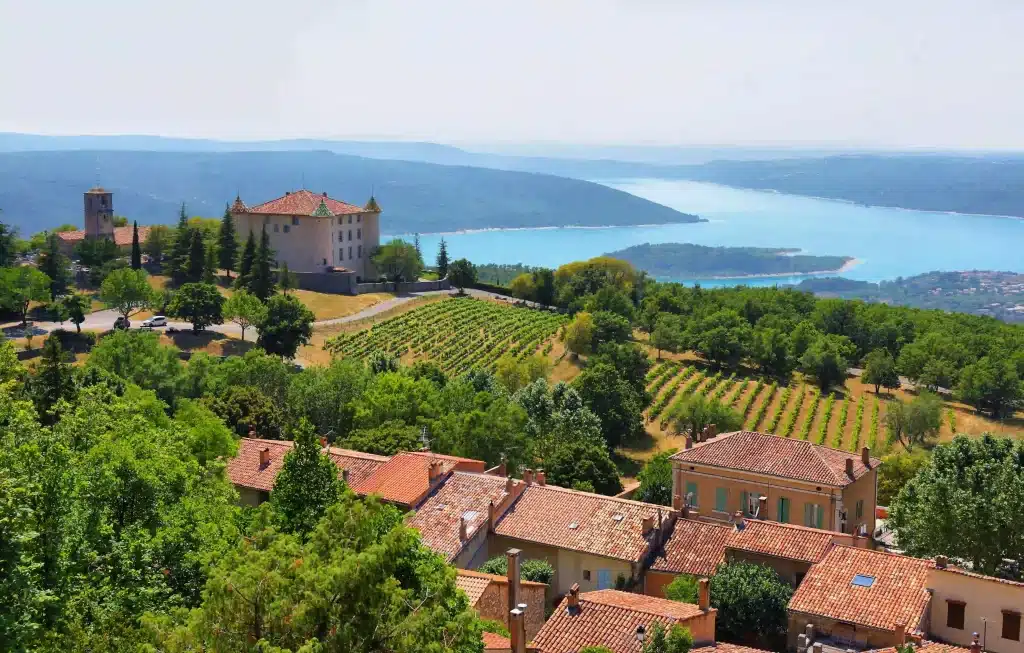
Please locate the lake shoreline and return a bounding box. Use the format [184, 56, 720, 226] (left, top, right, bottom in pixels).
[649, 257, 864, 282]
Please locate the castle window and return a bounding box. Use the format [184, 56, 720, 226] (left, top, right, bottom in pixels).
[1004, 611, 1021, 641]
[291, 216, 299, 226]
[283, 225, 290, 234]
[348, 246, 352, 259]
[348, 215, 352, 224]
[274, 224, 279, 233]
[358, 245, 362, 258]
[357, 228, 361, 239]
[339, 248, 344, 261]
[946, 600, 965, 630]
[348, 230, 352, 241]
[357, 215, 361, 223]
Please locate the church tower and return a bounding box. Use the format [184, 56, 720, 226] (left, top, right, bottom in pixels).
[84, 187, 114, 239]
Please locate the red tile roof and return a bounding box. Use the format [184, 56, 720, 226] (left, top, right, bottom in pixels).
[494, 484, 673, 563]
[409, 472, 520, 561]
[245, 189, 365, 217]
[870, 642, 972, 653]
[533, 590, 709, 653]
[456, 568, 547, 607]
[650, 519, 729, 576]
[670, 431, 880, 487]
[350, 451, 486, 508]
[692, 644, 774, 653]
[56, 225, 151, 247]
[788, 545, 933, 633]
[725, 519, 838, 564]
[482, 631, 511, 651]
[226, 437, 388, 493]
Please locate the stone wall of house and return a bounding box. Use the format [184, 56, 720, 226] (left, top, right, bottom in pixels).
[356, 279, 450, 294]
[474, 582, 547, 640]
[294, 270, 358, 294]
[788, 611, 897, 651]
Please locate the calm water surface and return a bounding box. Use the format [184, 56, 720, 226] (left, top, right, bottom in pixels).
[388, 180, 1024, 285]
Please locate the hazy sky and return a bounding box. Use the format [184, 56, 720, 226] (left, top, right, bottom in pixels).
[1, 0, 1022, 148]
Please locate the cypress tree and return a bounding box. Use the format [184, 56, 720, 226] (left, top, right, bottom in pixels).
[38, 232, 71, 296]
[169, 203, 191, 284]
[436, 237, 449, 278]
[32, 334, 74, 424]
[187, 229, 205, 283]
[250, 225, 275, 301]
[235, 230, 256, 289]
[203, 242, 218, 284]
[130, 221, 142, 269]
[218, 204, 239, 278]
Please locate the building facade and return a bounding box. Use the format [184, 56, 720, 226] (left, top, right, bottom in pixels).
[670, 431, 880, 536]
[230, 190, 381, 279]
[927, 563, 1024, 653]
[57, 188, 150, 255]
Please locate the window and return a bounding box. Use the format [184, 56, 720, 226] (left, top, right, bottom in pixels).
[741, 491, 749, 516]
[348, 229, 352, 241]
[851, 574, 875, 587]
[715, 487, 728, 513]
[283, 225, 290, 233]
[357, 228, 361, 239]
[358, 245, 362, 258]
[348, 246, 352, 259]
[357, 215, 361, 222]
[946, 601, 966, 630]
[855, 500, 864, 520]
[338, 232, 342, 242]
[339, 248, 344, 261]
[1003, 611, 1021, 641]
[583, 570, 591, 581]
[348, 215, 352, 224]
[685, 482, 698, 507]
[804, 504, 823, 529]
[777, 497, 791, 523]
[291, 216, 299, 226]
[274, 224, 279, 233]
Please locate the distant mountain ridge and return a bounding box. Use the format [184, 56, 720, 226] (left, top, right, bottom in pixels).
[0, 149, 700, 235]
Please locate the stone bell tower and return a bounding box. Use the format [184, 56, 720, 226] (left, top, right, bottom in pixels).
[84, 187, 114, 239]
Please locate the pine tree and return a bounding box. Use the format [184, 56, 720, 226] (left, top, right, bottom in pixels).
[250, 225, 275, 301]
[203, 242, 218, 284]
[235, 230, 256, 290]
[436, 237, 449, 278]
[169, 203, 191, 284]
[278, 261, 297, 295]
[32, 333, 75, 423]
[130, 221, 142, 269]
[187, 229, 205, 283]
[217, 204, 238, 278]
[413, 232, 422, 260]
[37, 232, 71, 296]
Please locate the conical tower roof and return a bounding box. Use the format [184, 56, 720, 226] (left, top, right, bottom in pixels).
[311, 198, 334, 217]
[230, 194, 249, 213]
[364, 195, 381, 212]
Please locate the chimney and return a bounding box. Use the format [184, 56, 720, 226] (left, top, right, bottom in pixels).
[895, 623, 907, 647]
[523, 469, 534, 485]
[496, 455, 507, 478]
[673, 493, 684, 512]
[459, 515, 468, 541]
[733, 511, 745, 530]
[567, 583, 581, 614]
[862, 446, 871, 466]
[642, 515, 656, 536]
[341, 468, 350, 484]
[259, 447, 270, 467]
[248, 427, 257, 438]
[319, 436, 327, 448]
[507, 548, 522, 616]
[488, 500, 497, 532]
[706, 423, 717, 439]
[936, 555, 948, 569]
[698, 578, 710, 611]
[322, 191, 327, 197]
[428, 461, 442, 483]
[757, 495, 768, 519]
[813, 643, 823, 653]
[685, 436, 693, 450]
[506, 477, 515, 494]
[535, 469, 546, 486]
[509, 607, 526, 653]
[969, 634, 981, 653]
[846, 457, 854, 477]
[910, 632, 924, 645]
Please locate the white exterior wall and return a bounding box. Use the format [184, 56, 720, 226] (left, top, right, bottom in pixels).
[927, 569, 1024, 653]
[329, 212, 377, 280]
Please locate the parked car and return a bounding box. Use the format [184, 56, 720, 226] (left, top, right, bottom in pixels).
[113, 317, 130, 330]
[142, 316, 168, 328]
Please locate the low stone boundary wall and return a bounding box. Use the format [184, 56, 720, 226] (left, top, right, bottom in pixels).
[294, 271, 357, 295]
[356, 278, 450, 294]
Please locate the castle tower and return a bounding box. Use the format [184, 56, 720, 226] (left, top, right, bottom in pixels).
[84, 187, 114, 239]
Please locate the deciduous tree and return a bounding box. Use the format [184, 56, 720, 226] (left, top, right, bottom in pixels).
[167, 282, 225, 332]
[257, 293, 314, 358]
[711, 562, 792, 647]
[0, 266, 50, 326]
[563, 311, 595, 358]
[99, 267, 154, 319]
[863, 348, 900, 394]
[448, 258, 476, 293]
[651, 312, 684, 360]
[143, 224, 172, 264]
[222, 289, 266, 341]
[37, 231, 71, 296]
[373, 238, 423, 283]
[956, 355, 1022, 418]
[800, 333, 856, 391]
[635, 450, 675, 506]
[573, 360, 644, 448]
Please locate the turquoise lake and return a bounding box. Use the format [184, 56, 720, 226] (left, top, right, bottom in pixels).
[388, 179, 1024, 286]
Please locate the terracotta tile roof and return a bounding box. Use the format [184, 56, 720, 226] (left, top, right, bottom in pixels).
[56, 225, 151, 247]
[725, 519, 838, 564]
[455, 568, 548, 608]
[230, 195, 249, 213]
[351, 451, 486, 508]
[870, 642, 972, 653]
[788, 545, 933, 633]
[409, 472, 517, 561]
[692, 644, 774, 653]
[650, 519, 729, 576]
[482, 631, 511, 651]
[494, 484, 673, 563]
[225, 437, 388, 493]
[246, 189, 365, 216]
[670, 431, 880, 487]
[533, 590, 708, 653]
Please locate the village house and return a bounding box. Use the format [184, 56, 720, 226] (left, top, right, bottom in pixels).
[670, 430, 880, 536]
[56, 188, 151, 255]
[645, 519, 730, 598]
[531, 582, 718, 652]
[489, 474, 676, 600]
[230, 189, 381, 281]
[456, 550, 547, 640]
[926, 559, 1023, 653]
[787, 545, 933, 650]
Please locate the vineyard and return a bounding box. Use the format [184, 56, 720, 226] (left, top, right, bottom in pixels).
[324, 297, 568, 374]
[643, 363, 899, 456]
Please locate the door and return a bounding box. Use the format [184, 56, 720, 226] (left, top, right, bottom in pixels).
[597, 569, 613, 590]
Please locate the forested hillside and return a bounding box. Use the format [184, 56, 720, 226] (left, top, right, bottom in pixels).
[0, 150, 699, 235]
[607, 242, 853, 279]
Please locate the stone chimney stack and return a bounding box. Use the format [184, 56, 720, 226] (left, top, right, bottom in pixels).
[895, 624, 907, 647]
[428, 461, 443, 484]
[535, 469, 546, 486]
[936, 555, 948, 569]
[506, 477, 515, 493]
[685, 436, 693, 450]
[862, 446, 871, 466]
[259, 447, 270, 467]
[509, 607, 526, 653]
[496, 454, 507, 478]
[506, 548, 522, 616]
[733, 511, 745, 530]
[567, 583, 581, 613]
[488, 500, 497, 532]
[970, 633, 982, 653]
[523, 469, 534, 485]
[459, 516, 468, 542]
[341, 468, 350, 484]
[758, 496, 768, 519]
[846, 457, 854, 477]
[698, 578, 710, 611]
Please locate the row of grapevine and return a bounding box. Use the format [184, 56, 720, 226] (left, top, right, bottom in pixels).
[851, 396, 865, 450]
[816, 393, 835, 444]
[868, 397, 880, 450]
[747, 382, 777, 430]
[835, 396, 849, 449]
[648, 367, 695, 420]
[780, 385, 805, 437]
[723, 379, 749, 407]
[765, 385, 792, 434]
[798, 388, 820, 440]
[662, 370, 713, 427]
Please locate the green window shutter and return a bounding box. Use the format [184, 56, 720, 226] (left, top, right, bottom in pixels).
[804, 503, 813, 527]
[686, 482, 698, 506]
[856, 500, 864, 519]
[741, 491, 748, 515]
[715, 487, 728, 513]
[777, 497, 790, 523]
[814, 505, 824, 529]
